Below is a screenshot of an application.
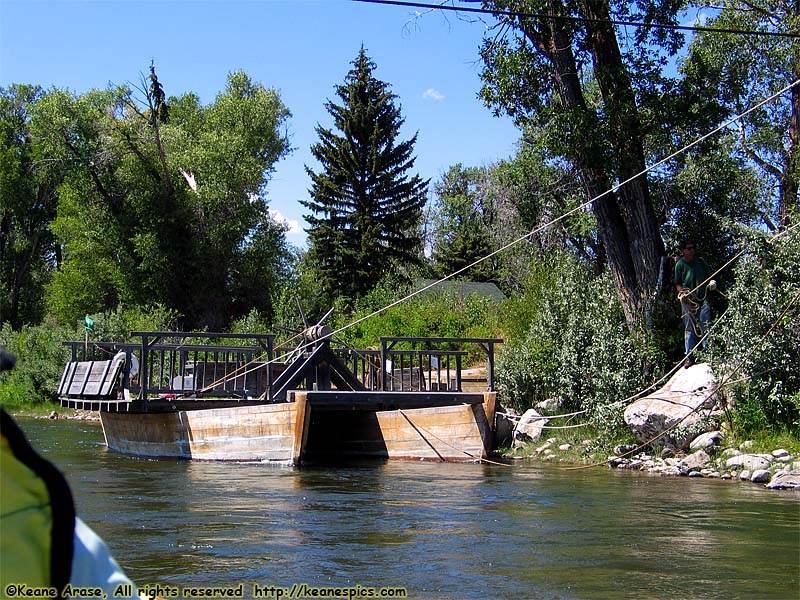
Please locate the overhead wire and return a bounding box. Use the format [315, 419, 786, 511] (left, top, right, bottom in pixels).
[325, 78, 800, 344]
[352, 0, 800, 39]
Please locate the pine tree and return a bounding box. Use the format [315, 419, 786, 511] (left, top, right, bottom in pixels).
[303, 47, 428, 303]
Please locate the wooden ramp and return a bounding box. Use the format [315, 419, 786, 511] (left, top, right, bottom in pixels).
[57, 354, 125, 398]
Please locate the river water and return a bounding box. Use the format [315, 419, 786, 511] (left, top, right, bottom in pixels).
[13, 417, 800, 600]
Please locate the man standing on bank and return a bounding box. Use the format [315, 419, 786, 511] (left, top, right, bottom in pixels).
[674, 239, 715, 368]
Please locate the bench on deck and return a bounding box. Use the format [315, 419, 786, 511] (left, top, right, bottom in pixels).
[57, 353, 126, 399]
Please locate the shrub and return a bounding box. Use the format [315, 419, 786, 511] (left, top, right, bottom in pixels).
[0, 317, 72, 406]
[329, 277, 501, 361]
[230, 309, 272, 335]
[712, 227, 800, 432]
[495, 253, 663, 414]
[75, 303, 181, 343]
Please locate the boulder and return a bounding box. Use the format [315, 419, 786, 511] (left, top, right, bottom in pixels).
[614, 443, 638, 456]
[766, 471, 800, 490]
[678, 450, 712, 472]
[725, 454, 773, 472]
[690, 431, 724, 451]
[623, 363, 718, 450]
[750, 470, 772, 484]
[535, 398, 561, 413]
[512, 409, 548, 448]
[772, 449, 789, 458]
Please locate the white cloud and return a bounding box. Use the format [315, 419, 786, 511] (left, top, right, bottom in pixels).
[269, 209, 302, 235]
[423, 88, 445, 101]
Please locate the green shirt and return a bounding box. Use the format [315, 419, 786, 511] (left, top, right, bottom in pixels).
[674, 257, 711, 302]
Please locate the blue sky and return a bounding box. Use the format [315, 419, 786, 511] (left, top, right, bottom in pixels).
[0, 0, 521, 245]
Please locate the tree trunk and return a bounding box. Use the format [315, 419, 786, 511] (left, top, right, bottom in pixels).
[784, 72, 800, 229]
[519, 0, 661, 327]
[579, 0, 665, 318]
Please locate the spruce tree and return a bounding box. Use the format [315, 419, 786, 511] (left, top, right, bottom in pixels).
[303, 47, 428, 303]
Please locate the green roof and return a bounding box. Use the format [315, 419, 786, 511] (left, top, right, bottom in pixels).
[414, 279, 506, 303]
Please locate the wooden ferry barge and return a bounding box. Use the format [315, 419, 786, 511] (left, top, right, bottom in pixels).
[57, 327, 500, 465]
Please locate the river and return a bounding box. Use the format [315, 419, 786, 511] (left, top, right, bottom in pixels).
[12, 417, 800, 600]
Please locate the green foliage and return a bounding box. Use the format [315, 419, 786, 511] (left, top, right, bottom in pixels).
[330, 276, 500, 356]
[585, 403, 639, 456]
[0, 84, 60, 329]
[713, 227, 800, 432]
[428, 164, 496, 282]
[726, 421, 800, 456]
[0, 318, 71, 407]
[229, 309, 271, 335]
[78, 304, 181, 342]
[303, 47, 428, 306]
[271, 247, 330, 332]
[30, 70, 292, 330]
[495, 253, 663, 414]
[479, 1, 669, 327]
[683, 0, 798, 228]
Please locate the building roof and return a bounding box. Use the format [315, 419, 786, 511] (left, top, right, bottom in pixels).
[414, 279, 506, 303]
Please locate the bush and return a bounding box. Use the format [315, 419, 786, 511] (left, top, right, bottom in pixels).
[76, 303, 181, 343]
[329, 277, 501, 360]
[230, 309, 272, 335]
[495, 253, 664, 414]
[712, 226, 800, 432]
[0, 317, 72, 407]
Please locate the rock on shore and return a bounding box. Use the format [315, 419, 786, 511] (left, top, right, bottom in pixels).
[624, 363, 718, 450]
[605, 439, 799, 491]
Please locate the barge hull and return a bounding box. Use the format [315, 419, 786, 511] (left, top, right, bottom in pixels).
[97, 391, 496, 464]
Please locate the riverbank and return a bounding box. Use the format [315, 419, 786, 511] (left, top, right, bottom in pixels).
[502, 430, 800, 491]
[4, 401, 100, 422]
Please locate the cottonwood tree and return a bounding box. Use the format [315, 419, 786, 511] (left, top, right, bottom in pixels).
[303, 48, 428, 304]
[682, 0, 799, 230]
[32, 69, 292, 329]
[0, 85, 62, 329]
[478, 0, 681, 328]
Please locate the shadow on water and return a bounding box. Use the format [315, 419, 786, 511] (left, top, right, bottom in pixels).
[13, 417, 800, 600]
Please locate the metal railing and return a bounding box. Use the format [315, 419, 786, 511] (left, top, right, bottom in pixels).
[62, 333, 502, 400]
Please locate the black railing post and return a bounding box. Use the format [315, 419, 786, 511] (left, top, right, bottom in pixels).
[139, 334, 148, 401]
[380, 339, 387, 391]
